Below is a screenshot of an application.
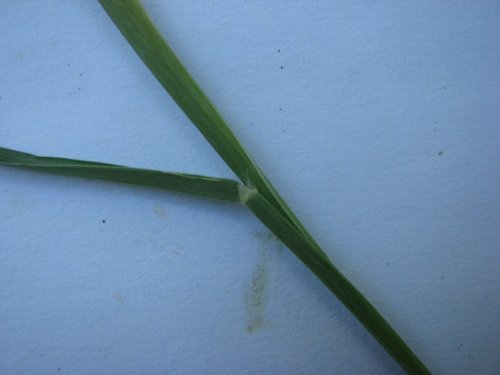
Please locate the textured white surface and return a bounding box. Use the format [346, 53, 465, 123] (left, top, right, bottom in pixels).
[1, 1, 499, 374]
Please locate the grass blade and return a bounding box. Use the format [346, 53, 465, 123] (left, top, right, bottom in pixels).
[98, 1, 432, 373]
[0, 1, 431, 373]
[0, 146, 241, 202]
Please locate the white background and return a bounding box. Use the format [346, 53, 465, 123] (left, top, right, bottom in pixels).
[1, 1, 499, 374]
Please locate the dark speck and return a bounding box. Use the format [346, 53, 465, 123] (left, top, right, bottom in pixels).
[277, 49, 280, 53]
[279, 108, 282, 111]
[438, 151, 443, 156]
[102, 219, 106, 223]
[443, 86, 447, 90]
[280, 66, 284, 70]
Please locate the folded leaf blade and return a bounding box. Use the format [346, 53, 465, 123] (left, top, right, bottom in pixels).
[0, 147, 241, 202]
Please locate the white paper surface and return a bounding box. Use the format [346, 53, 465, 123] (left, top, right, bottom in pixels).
[1, 1, 499, 374]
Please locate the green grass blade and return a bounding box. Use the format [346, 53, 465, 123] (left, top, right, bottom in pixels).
[96, 1, 432, 373]
[0, 146, 241, 202]
[98, 0, 333, 265]
[242, 187, 431, 374]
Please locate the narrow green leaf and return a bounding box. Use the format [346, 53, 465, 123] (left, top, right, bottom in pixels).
[0, 147, 241, 202]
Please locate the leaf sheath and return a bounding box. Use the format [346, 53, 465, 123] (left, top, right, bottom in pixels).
[243, 189, 431, 374]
